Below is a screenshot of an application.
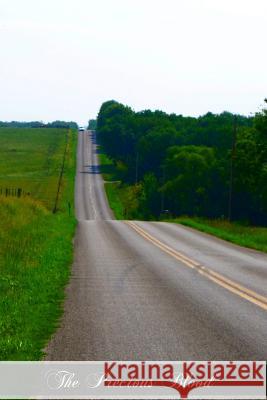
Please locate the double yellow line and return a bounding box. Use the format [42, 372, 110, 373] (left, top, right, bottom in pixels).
[126, 221, 267, 311]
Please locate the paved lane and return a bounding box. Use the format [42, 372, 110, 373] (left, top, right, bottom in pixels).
[46, 130, 267, 360]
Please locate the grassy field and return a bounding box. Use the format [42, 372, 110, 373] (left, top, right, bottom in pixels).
[0, 127, 77, 360]
[0, 127, 72, 210]
[167, 217, 267, 254]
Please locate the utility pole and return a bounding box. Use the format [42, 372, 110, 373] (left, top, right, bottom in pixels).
[161, 166, 165, 212]
[53, 130, 69, 214]
[135, 151, 139, 184]
[228, 115, 237, 221]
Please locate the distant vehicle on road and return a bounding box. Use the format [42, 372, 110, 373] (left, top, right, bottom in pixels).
[79, 127, 85, 132]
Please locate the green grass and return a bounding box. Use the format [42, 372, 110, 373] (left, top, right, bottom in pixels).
[104, 182, 125, 219]
[98, 149, 126, 219]
[98, 151, 120, 182]
[167, 217, 267, 253]
[0, 128, 67, 210]
[0, 127, 77, 360]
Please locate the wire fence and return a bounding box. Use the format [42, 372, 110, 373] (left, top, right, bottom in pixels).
[0, 187, 30, 198]
[53, 129, 70, 213]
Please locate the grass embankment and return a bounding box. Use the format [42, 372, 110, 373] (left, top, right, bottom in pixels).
[98, 151, 125, 219]
[0, 127, 77, 360]
[167, 217, 267, 254]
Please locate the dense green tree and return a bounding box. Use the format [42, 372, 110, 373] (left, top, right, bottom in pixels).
[97, 101, 135, 163]
[161, 146, 216, 216]
[139, 173, 161, 218]
[138, 127, 179, 177]
[96, 99, 267, 224]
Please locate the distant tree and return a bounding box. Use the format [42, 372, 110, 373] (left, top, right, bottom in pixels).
[88, 119, 97, 129]
[48, 121, 78, 129]
[0, 120, 78, 129]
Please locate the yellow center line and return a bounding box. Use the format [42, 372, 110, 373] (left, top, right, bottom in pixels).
[125, 221, 267, 311]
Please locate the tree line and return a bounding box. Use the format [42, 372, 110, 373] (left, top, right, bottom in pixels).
[0, 120, 78, 129]
[97, 100, 267, 225]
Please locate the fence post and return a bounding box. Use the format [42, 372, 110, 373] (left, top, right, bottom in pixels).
[53, 130, 70, 213]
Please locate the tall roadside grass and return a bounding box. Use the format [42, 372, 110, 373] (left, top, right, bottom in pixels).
[168, 217, 267, 254]
[98, 150, 125, 219]
[0, 128, 77, 360]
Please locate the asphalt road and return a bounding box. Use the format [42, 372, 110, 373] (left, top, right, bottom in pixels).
[46, 130, 267, 360]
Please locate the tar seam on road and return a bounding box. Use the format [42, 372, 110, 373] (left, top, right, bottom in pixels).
[126, 221, 267, 311]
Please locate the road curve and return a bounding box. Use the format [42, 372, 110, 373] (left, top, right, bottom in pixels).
[46, 130, 267, 360]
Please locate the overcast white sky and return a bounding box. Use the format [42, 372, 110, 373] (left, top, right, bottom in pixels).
[0, 0, 267, 124]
